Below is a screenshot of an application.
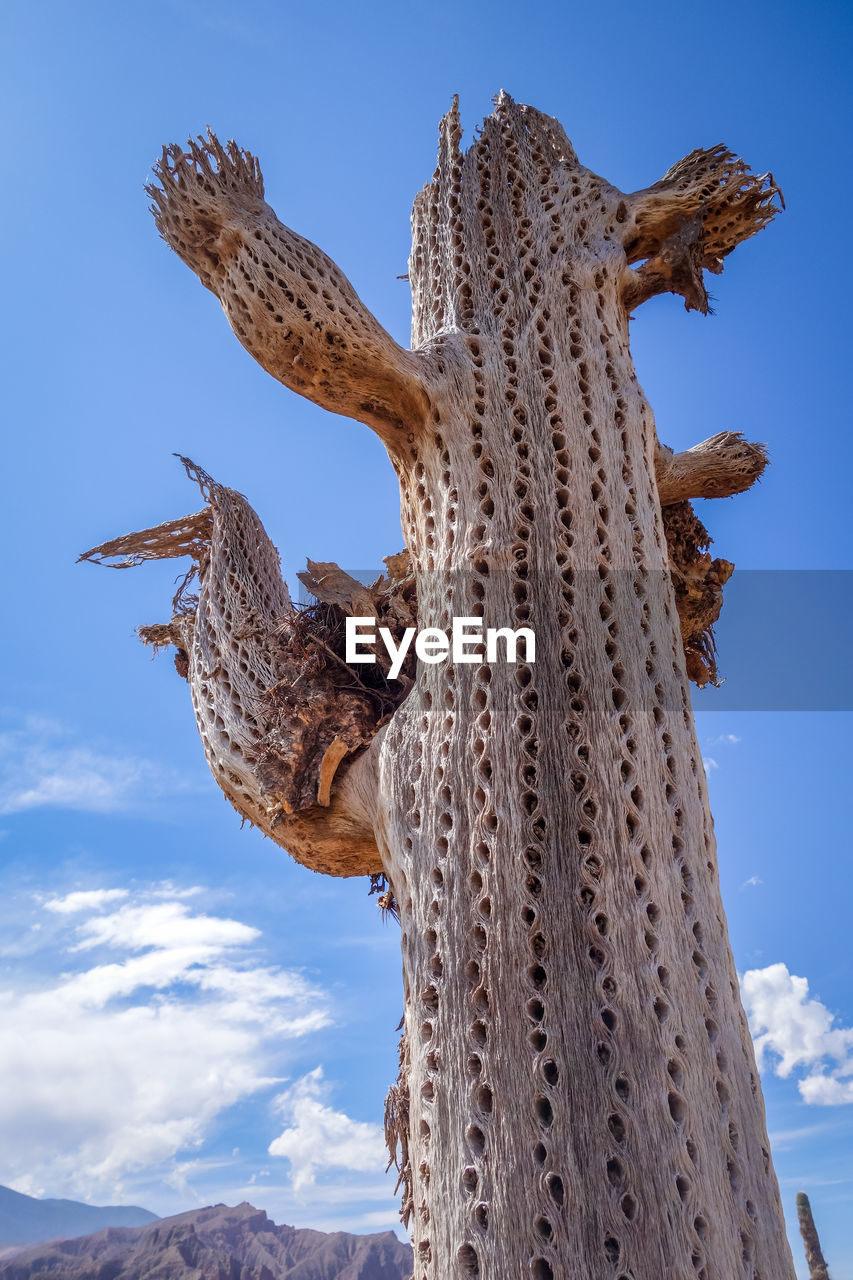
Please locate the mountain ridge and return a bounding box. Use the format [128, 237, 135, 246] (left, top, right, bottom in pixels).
[0, 1184, 157, 1248]
[0, 1199, 413, 1279]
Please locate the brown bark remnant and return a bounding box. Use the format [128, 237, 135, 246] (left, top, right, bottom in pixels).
[384, 1028, 414, 1231]
[662, 502, 734, 687]
[85, 94, 794, 1279]
[622, 143, 782, 314]
[797, 1192, 832, 1280]
[655, 432, 768, 684]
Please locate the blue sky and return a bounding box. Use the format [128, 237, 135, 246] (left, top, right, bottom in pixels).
[1, 0, 851, 1273]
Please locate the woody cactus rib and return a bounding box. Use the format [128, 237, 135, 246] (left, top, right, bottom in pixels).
[655, 432, 768, 505]
[86, 94, 794, 1279]
[618, 146, 782, 314]
[148, 131, 434, 443]
[81, 458, 393, 876]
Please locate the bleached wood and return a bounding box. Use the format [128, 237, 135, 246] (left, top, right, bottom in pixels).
[655, 432, 768, 505]
[148, 132, 434, 444]
[82, 460, 384, 876]
[92, 95, 793, 1279]
[379, 95, 792, 1280]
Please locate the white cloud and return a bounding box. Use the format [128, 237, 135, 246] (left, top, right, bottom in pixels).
[269, 1068, 387, 1191]
[707, 733, 741, 746]
[162, 1156, 241, 1202]
[151, 883, 205, 900]
[702, 757, 719, 775]
[0, 885, 332, 1201]
[741, 963, 853, 1104]
[740, 876, 763, 889]
[72, 901, 258, 954]
[767, 1123, 835, 1150]
[0, 716, 192, 815]
[45, 889, 129, 914]
[799, 1075, 853, 1105]
[359, 1209, 406, 1228]
[6, 1175, 46, 1198]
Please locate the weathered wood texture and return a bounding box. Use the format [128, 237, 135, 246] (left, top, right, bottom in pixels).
[86, 95, 792, 1278]
[80, 459, 383, 875]
[375, 97, 790, 1280]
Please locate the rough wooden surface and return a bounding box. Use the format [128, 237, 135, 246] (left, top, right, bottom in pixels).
[374, 96, 790, 1279]
[655, 433, 768, 506]
[81, 459, 384, 876]
[87, 94, 792, 1278]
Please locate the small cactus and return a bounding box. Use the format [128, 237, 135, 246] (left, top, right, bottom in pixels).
[797, 1192, 831, 1280]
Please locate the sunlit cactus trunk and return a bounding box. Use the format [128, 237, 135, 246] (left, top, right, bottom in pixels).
[86, 93, 792, 1278]
[375, 97, 792, 1280]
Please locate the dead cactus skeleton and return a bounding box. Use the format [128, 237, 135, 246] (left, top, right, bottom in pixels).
[82, 94, 793, 1278]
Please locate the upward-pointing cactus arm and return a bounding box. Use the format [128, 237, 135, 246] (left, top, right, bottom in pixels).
[148, 131, 433, 444]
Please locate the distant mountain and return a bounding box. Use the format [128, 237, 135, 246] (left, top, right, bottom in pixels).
[0, 1200, 413, 1279]
[0, 1184, 157, 1247]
